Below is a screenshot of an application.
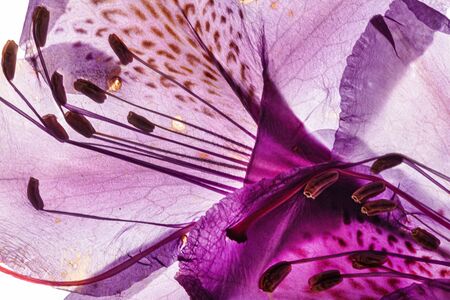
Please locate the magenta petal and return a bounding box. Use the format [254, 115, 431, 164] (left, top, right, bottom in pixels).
[177, 165, 449, 299]
[245, 74, 331, 184]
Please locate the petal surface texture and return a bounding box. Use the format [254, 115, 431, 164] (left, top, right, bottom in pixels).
[177, 0, 450, 299]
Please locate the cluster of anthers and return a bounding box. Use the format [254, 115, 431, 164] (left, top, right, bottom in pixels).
[0, 4, 253, 286]
[243, 153, 449, 293]
[2, 5, 254, 199]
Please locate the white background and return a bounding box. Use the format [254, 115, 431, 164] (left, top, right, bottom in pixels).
[0, 1, 68, 299]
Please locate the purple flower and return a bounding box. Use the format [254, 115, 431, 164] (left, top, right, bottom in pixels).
[0, 0, 449, 299]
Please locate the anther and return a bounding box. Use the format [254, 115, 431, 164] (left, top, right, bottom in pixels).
[42, 114, 69, 141]
[308, 270, 343, 292]
[108, 34, 133, 65]
[411, 227, 441, 250]
[27, 177, 44, 210]
[51, 72, 67, 106]
[258, 261, 292, 293]
[371, 154, 403, 174]
[127, 111, 155, 133]
[303, 170, 339, 199]
[73, 79, 107, 103]
[64, 111, 96, 138]
[349, 252, 387, 269]
[351, 181, 386, 204]
[2, 40, 18, 81]
[361, 199, 397, 216]
[32, 6, 50, 47]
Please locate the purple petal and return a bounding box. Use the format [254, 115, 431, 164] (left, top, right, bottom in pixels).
[0, 60, 219, 296]
[245, 74, 331, 184]
[334, 0, 450, 164]
[176, 1, 450, 298]
[333, 0, 450, 237]
[21, 0, 262, 136]
[240, 0, 394, 136]
[0, 0, 276, 295]
[177, 164, 449, 299]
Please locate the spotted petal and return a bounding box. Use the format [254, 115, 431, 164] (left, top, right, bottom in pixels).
[0, 58, 219, 297]
[177, 164, 449, 299]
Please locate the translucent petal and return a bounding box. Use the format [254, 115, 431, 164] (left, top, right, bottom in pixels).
[20, 0, 261, 146]
[333, 0, 450, 235]
[177, 166, 449, 299]
[0, 61, 217, 296]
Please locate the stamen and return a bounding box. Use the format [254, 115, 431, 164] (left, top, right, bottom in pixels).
[26, 176, 191, 228]
[50, 72, 67, 106]
[116, 37, 256, 139]
[108, 34, 133, 65]
[289, 250, 450, 267]
[94, 132, 245, 171]
[411, 227, 441, 250]
[66, 104, 246, 165]
[349, 252, 387, 269]
[64, 111, 96, 138]
[0, 96, 47, 132]
[303, 170, 339, 199]
[91, 135, 245, 182]
[227, 178, 308, 242]
[371, 154, 403, 174]
[27, 177, 44, 210]
[104, 90, 253, 153]
[42, 114, 69, 141]
[0, 95, 235, 196]
[68, 140, 233, 195]
[258, 261, 292, 293]
[351, 181, 386, 204]
[340, 153, 449, 192]
[68, 78, 251, 160]
[308, 270, 342, 292]
[127, 111, 155, 133]
[408, 213, 450, 242]
[2, 40, 18, 81]
[338, 169, 450, 230]
[340, 271, 432, 283]
[32, 6, 49, 47]
[73, 79, 107, 103]
[360, 199, 397, 216]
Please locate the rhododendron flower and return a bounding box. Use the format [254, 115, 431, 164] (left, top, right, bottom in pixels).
[0, 0, 449, 299]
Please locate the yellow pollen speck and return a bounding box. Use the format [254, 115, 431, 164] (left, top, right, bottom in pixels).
[231, 152, 248, 161]
[180, 234, 188, 249]
[54, 218, 61, 224]
[288, 9, 294, 17]
[239, 0, 256, 4]
[171, 115, 186, 132]
[270, 1, 278, 9]
[64, 252, 91, 280]
[107, 76, 122, 92]
[199, 152, 209, 159]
